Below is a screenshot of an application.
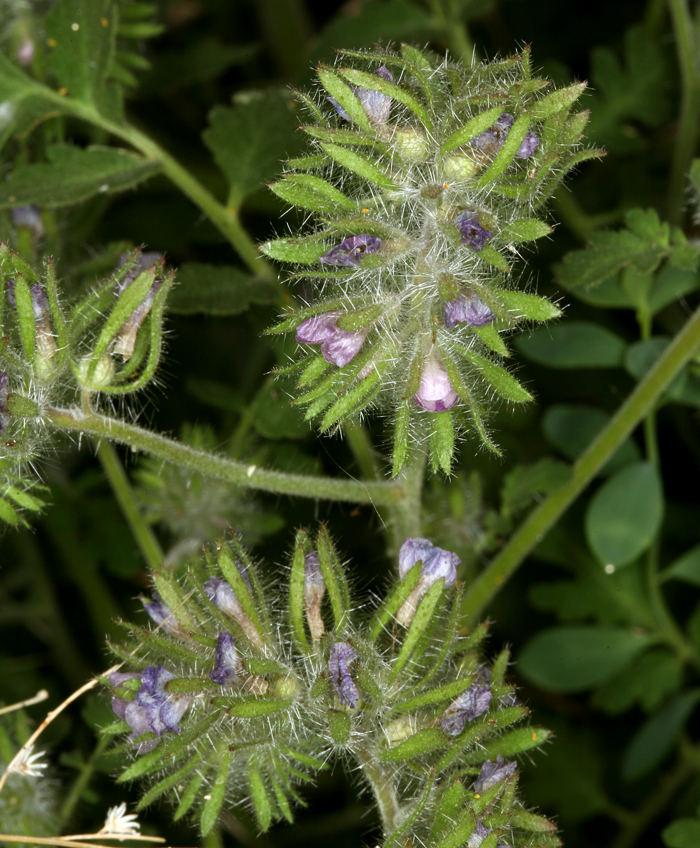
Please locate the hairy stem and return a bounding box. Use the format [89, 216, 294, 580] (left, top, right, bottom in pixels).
[460, 299, 700, 625]
[667, 0, 700, 224]
[45, 407, 405, 507]
[95, 439, 164, 571]
[355, 746, 401, 833]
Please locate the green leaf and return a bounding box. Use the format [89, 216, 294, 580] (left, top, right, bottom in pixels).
[585, 461, 664, 567]
[248, 764, 272, 831]
[650, 266, 700, 314]
[476, 727, 551, 760]
[252, 380, 309, 440]
[316, 527, 350, 630]
[370, 561, 421, 641]
[460, 348, 533, 402]
[473, 323, 509, 355]
[439, 105, 504, 157]
[173, 772, 203, 821]
[622, 690, 700, 781]
[380, 728, 447, 761]
[0, 497, 20, 527]
[591, 648, 684, 714]
[392, 677, 475, 713]
[664, 817, 700, 848]
[518, 626, 651, 693]
[260, 237, 329, 264]
[203, 89, 305, 208]
[500, 458, 571, 517]
[662, 544, 700, 586]
[499, 218, 553, 243]
[542, 404, 641, 475]
[168, 263, 278, 315]
[45, 0, 119, 114]
[516, 321, 627, 368]
[477, 114, 531, 187]
[340, 67, 433, 131]
[529, 82, 587, 119]
[500, 290, 562, 326]
[327, 709, 352, 745]
[320, 143, 399, 189]
[390, 580, 446, 680]
[0, 145, 159, 208]
[13, 275, 35, 361]
[430, 411, 454, 475]
[319, 370, 381, 431]
[210, 698, 292, 718]
[270, 174, 356, 214]
[200, 751, 231, 835]
[478, 244, 510, 273]
[317, 67, 373, 134]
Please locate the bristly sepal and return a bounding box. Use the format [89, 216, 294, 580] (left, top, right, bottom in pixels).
[262, 45, 600, 473]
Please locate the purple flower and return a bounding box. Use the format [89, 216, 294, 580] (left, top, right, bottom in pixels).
[443, 294, 495, 329]
[112, 665, 190, 753]
[304, 552, 326, 640]
[517, 131, 540, 159]
[473, 755, 517, 794]
[396, 538, 460, 626]
[0, 372, 8, 434]
[456, 212, 493, 252]
[467, 822, 491, 848]
[109, 671, 141, 688]
[296, 312, 368, 368]
[210, 631, 244, 685]
[328, 642, 360, 709]
[6, 279, 50, 321]
[203, 574, 263, 649]
[441, 684, 492, 736]
[412, 353, 458, 412]
[143, 593, 191, 641]
[116, 251, 163, 293]
[329, 65, 394, 126]
[471, 112, 539, 160]
[11, 205, 43, 238]
[319, 235, 382, 267]
[112, 252, 164, 359]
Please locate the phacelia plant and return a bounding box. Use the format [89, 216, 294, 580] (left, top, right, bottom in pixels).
[262, 46, 601, 474]
[105, 529, 558, 846]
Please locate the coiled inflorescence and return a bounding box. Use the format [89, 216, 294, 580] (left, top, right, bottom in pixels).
[262, 45, 600, 474]
[104, 531, 559, 846]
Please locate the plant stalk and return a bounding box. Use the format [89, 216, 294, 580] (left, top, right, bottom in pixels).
[460, 299, 700, 625]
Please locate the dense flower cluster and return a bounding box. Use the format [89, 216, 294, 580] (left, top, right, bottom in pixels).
[104, 531, 558, 847]
[263, 46, 599, 473]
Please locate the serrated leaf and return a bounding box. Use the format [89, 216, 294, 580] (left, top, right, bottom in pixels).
[45, 0, 118, 113]
[0, 145, 159, 208]
[168, 263, 279, 315]
[203, 89, 305, 208]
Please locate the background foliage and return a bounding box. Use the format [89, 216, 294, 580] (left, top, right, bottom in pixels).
[2, 1, 700, 847]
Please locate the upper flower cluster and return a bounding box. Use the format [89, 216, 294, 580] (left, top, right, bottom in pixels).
[104, 530, 556, 846]
[263, 45, 599, 474]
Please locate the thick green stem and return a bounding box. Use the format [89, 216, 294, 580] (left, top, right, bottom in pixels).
[355, 746, 401, 833]
[388, 452, 427, 558]
[95, 439, 163, 571]
[45, 406, 405, 507]
[460, 300, 700, 625]
[667, 0, 700, 224]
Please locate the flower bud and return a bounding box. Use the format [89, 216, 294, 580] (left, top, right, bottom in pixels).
[210, 631, 245, 685]
[204, 574, 264, 650]
[328, 641, 359, 708]
[455, 212, 493, 252]
[296, 312, 368, 367]
[443, 295, 495, 329]
[412, 353, 458, 412]
[396, 537, 460, 626]
[329, 65, 393, 127]
[319, 235, 382, 267]
[440, 684, 491, 736]
[473, 755, 517, 794]
[11, 205, 43, 239]
[6, 279, 57, 374]
[303, 552, 326, 640]
[143, 592, 193, 642]
[113, 253, 165, 360]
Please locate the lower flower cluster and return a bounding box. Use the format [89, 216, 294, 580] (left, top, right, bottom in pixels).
[104, 531, 558, 847]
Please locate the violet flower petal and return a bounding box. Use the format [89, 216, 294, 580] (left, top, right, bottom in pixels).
[328, 642, 360, 708]
[328, 66, 393, 126]
[473, 755, 517, 794]
[398, 537, 437, 579]
[296, 313, 339, 344]
[456, 212, 493, 251]
[467, 822, 491, 848]
[412, 355, 458, 412]
[321, 327, 367, 366]
[210, 632, 244, 685]
[471, 112, 515, 155]
[319, 235, 382, 267]
[441, 684, 492, 736]
[444, 295, 495, 329]
[203, 575, 245, 620]
[517, 131, 540, 159]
